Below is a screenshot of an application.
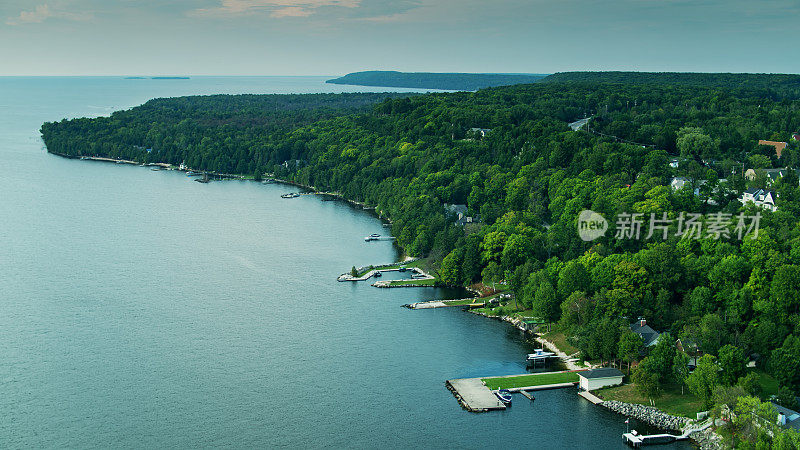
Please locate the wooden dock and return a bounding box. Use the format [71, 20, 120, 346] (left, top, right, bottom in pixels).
[446, 378, 506, 412]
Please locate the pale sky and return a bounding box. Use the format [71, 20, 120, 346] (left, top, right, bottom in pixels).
[2, 0, 799, 76]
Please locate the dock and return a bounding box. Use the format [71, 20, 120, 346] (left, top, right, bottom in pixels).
[403, 299, 484, 309]
[446, 378, 506, 412]
[622, 421, 711, 447]
[520, 391, 535, 401]
[578, 390, 604, 404]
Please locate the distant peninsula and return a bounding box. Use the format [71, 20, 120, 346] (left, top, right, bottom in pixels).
[326, 71, 547, 91]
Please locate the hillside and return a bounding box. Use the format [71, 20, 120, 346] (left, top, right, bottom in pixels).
[326, 71, 547, 91]
[541, 71, 800, 99]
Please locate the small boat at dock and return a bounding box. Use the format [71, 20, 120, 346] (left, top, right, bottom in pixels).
[495, 389, 512, 406]
[364, 233, 382, 241]
[281, 193, 300, 198]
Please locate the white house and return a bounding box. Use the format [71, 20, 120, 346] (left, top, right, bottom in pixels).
[740, 188, 778, 212]
[670, 177, 690, 191]
[578, 368, 625, 391]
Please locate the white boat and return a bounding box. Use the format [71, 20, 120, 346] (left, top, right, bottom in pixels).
[526, 349, 556, 361]
[364, 233, 382, 241]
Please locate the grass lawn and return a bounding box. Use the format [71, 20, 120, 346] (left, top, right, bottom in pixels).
[754, 369, 780, 398]
[482, 371, 580, 390]
[594, 383, 704, 418]
[542, 329, 580, 356]
[445, 298, 484, 306]
[386, 278, 437, 287]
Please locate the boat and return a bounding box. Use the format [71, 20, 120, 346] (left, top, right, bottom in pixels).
[281, 193, 300, 199]
[151, 167, 161, 171]
[374, 271, 382, 278]
[364, 233, 382, 241]
[495, 389, 512, 406]
[398, 266, 407, 272]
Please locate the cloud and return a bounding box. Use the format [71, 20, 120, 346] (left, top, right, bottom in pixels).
[192, 0, 360, 18]
[6, 3, 92, 26]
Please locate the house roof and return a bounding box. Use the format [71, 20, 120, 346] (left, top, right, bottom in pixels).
[445, 204, 468, 216]
[759, 140, 788, 158]
[579, 368, 624, 379]
[630, 322, 661, 346]
[773, 403, 800, 430]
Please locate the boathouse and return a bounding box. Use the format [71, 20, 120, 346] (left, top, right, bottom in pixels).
[578, 368, 624, 391]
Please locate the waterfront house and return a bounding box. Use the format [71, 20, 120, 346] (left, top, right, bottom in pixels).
[740, 188, 777, 212]
[759, 140, 788, 159]
[578, 368, 625, 391]
[773, 403, 800, 430]
[630, 318, 661, 347]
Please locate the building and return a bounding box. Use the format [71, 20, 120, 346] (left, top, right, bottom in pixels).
[759, 140, 788, 159]
[469, 128, 492, 138]
[578, 368, 625, 391]
[444, 203, 478, 226]
[744, 168, 789, 186]
[773, 403, 800, 431]
[668, 158, 680, 169]
[630, 318, 661, 347]
[740, 188, 777, 212]
[670, 177, 690, 191]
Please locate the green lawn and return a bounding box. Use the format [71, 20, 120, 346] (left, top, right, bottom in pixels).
[754, 370, 780, 398]
[542, 329, 580, 356]
[444, 298, 483, 306]
[482, 371, 580, 390]
[594, 383, 704, 418]
[386, 278, 437, 287]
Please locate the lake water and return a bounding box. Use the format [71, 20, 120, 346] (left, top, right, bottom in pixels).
[0, 77, 688, 448]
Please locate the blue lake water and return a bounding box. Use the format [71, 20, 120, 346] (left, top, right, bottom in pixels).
[0, 77, 689, 448]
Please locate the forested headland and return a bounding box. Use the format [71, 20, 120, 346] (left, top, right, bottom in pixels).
[42, 73, 800, 445]
[326, 71, 547, 91]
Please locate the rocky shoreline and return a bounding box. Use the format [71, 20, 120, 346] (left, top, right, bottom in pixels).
[600, 400, 722, 449]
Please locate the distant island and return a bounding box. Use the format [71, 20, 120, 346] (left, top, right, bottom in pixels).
[124, 76, 190, 80]
[326, 71, 547, 91]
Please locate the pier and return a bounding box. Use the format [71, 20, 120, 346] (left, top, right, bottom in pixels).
[622, 422, 711, 447]
[446, 378, 506, 412]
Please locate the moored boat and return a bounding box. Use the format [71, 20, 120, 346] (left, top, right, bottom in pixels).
[495, 389, 512, 406]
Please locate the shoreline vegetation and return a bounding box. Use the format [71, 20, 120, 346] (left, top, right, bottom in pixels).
[41, 73, 800, 448]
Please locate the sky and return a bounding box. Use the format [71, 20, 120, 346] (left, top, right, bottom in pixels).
[1, 0, 799, 76]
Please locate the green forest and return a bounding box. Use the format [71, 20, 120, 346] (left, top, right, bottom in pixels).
[42, 73, 800, 443]
[326, 71, 547, 91]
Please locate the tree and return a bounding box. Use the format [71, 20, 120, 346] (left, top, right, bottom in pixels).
[718, 344, 747, 386]
[633, 357, 662, 405]
[770, 335, 800, 393]
[350, 266, 358, 277]
[673, 352, 691, 395]
[440, 249, 463, 286]
[618, 330, 643, 374]
[532, 281, 559, 327]
[687, 354, 720, 409]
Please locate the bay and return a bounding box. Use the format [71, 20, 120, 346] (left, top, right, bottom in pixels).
[0, 77, 688, 448]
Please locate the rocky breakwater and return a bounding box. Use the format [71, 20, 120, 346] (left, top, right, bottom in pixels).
[601, 400, 722, 449]
[602, 400, 689, 430]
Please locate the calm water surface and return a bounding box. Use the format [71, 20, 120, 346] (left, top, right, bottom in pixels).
[0, 77, 689, 448]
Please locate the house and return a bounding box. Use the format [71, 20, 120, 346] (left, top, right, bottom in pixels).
[759, 140, 788, 159]
[668, 158, 680, 169]
[179, 161, 187, 171]
[469, 128, 492, 138]
[578, 368, 625, 391]
[444, 203, 478, 226]
[745, 168, 789, 186]
[670, 177, 690, 191]
[740, 188, 777, 212]
[773, 403, 800, 431]
[630, 318, 661, 347]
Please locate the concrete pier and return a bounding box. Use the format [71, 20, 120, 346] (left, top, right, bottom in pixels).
[446, 378, 506, 412]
